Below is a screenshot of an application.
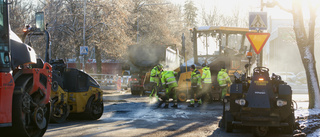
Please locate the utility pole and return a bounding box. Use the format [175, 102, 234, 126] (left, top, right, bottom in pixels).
[258, 0, 264, 67]
[182, 33, 188, 97]
[82, 0, 87, 71]
[258, 0, 276, 67]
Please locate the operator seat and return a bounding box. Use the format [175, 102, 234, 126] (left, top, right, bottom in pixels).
[245, 67, 275, 109]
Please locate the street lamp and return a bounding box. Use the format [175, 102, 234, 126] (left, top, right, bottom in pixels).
[136, 2, 170, 43]
[257, 0, 277, 67]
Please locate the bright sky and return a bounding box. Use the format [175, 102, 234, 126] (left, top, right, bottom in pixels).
[169, 0, 316, 22]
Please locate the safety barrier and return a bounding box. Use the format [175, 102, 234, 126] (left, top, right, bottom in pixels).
[88, 73, 131, 89]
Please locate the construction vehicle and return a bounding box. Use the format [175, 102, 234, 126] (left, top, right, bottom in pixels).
[176, 26, 257, 102]
[127, 44, 180, 95]
[0, 1, 52, 136]
[23, 12, 103, 123]
[219, 54, 295, 136]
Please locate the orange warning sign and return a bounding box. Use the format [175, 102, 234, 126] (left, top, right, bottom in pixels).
[246, 33, 270, 54]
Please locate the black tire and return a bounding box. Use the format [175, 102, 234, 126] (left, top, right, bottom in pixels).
[50, 98, 70, 123]
[131, 89, 139, 95]
[85, 96, 104, 120]
[253, 126, 268, 137]
[225, 111, 233, 133]
[12, 77, 50, 137]
[283, 113, 295, 134]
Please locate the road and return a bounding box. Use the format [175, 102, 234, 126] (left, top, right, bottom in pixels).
[43, 89, 301, 137]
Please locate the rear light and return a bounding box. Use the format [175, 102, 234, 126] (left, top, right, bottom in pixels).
[235, 99, 246, 106]
[277, 99, 287, 107]
[129, 78, 132, 81]
[134, 78, 137, 81]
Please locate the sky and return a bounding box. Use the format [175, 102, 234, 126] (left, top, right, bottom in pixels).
[169, 0, 312, 21]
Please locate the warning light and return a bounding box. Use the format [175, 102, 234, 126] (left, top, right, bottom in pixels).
[23, 28, 28, 32]
[258, 78, 264, 81]
[246, 52, 253, 59]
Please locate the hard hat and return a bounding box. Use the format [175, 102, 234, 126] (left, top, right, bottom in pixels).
[157, 64, 163, 69]
[202, 63, 206, 67]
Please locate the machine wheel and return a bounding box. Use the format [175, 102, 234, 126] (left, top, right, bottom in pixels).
[224, 112, 233, 133]
[85, 96, 104, 120]
[283, 113, 295, 134]
[253, 126, 268, 137]
[131, 89, 139, 95]
[177, 92, 187, 102]
[50, 98, 70, 123]
[12, 77, 50, 137]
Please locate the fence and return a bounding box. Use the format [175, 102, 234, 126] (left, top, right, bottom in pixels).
[89, 73, 131, 90]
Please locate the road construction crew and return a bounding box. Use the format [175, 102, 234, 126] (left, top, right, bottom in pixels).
[217, 66, 232, 99]
[150, 64, 163, 101]
[189, 64, 202, 107]
[161, 70, 178, 108]
[201, 63, 212, 101]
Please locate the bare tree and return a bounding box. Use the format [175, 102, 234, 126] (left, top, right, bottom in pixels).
[274, 0, 320, 108]
[9, 0, 33, 37]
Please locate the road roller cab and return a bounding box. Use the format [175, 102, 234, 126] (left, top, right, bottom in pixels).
[50, 59, 104, 122]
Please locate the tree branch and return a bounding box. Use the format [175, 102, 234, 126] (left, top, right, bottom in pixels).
[274, 1, 293, 14]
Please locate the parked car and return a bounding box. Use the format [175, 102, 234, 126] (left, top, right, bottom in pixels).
[296, 71, 307, 84]
[274, 72, 296, 83]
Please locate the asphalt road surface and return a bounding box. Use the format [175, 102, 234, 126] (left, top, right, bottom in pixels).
[44, 90, 295, 137]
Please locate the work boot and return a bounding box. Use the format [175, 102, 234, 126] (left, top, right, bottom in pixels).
[188, 104, 194, 107]
[164, 104, 169, 108]
[171, 104, 178, 108]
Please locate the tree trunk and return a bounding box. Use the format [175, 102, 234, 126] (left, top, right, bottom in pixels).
[76, 41, 81, 69]
[95, 45, 102, 74]
[292, 0, 320, 108]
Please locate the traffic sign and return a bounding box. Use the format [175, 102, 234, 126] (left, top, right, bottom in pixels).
[249, 12, 267, 30]
[246, 33, 270, 54]
[80, 46, 88, 55]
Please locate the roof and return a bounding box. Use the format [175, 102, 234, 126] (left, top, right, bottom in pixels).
[194, 26, 257, 34]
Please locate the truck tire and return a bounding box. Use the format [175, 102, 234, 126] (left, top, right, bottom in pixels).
[85, 96, 104, 120]
[50, 97, 70, 123]
[253, 126, 268, 137]
[131, 89, 141, 95]
[12, 77, 50, 137]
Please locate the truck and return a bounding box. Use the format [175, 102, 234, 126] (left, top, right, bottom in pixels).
[176, 26, 257, 102]
[0, 1, 52, 136]
[127, 44, 180, 95]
